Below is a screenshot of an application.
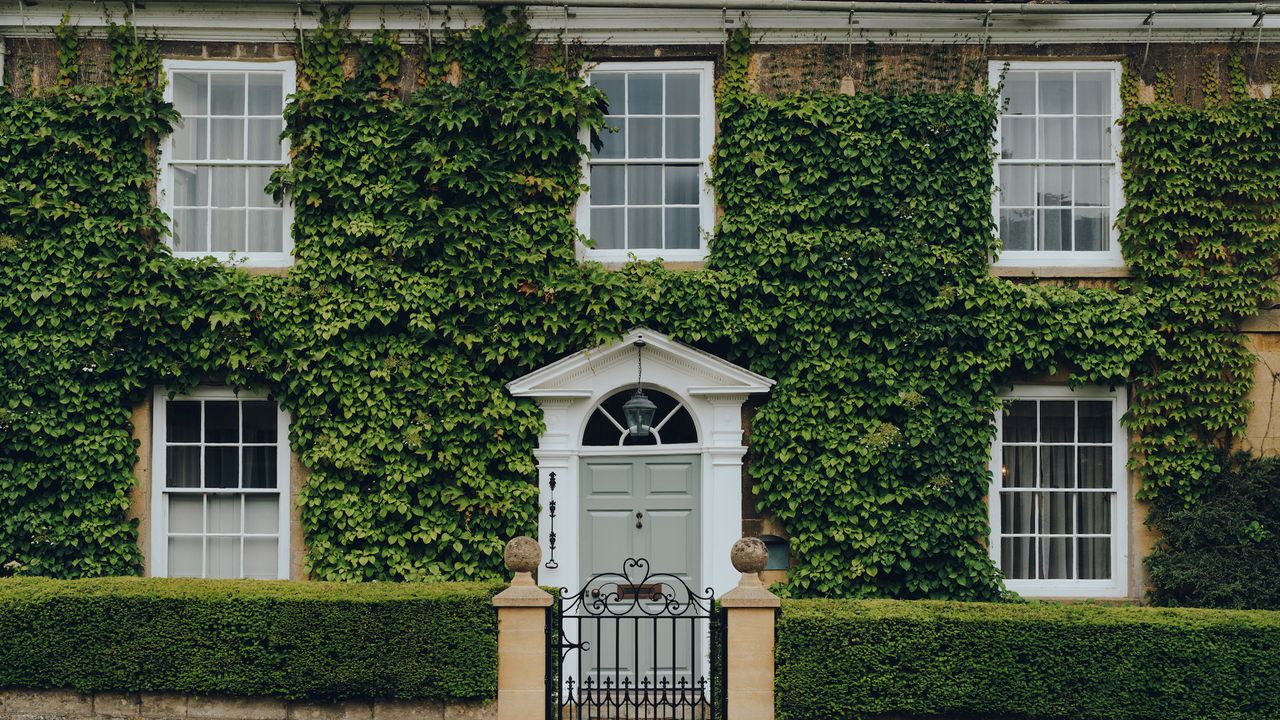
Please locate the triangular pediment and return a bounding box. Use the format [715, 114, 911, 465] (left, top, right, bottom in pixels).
[506, 328, 774, 399]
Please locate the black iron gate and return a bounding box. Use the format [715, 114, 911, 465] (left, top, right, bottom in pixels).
[547, 558, 724, 720]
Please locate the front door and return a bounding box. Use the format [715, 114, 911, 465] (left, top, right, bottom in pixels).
[578, 454, 702, 687]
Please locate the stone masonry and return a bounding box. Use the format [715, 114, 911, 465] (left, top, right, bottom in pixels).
[0, 690, 495, 720]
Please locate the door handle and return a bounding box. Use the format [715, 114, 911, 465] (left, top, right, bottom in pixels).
[635, 511, 643, 529]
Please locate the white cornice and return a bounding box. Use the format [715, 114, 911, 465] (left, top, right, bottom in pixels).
[2, 3, 1280, 44]
[506, 327, 774, 399]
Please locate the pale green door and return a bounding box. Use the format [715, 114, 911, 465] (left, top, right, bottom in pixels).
[579, 454, 701, 688]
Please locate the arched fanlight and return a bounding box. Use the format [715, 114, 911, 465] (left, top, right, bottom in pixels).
[622, 338, 657, 437]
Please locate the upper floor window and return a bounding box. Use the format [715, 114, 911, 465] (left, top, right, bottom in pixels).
[578, 62, 715, 263]
[989, 385, 1128, 597]
[151, 387, 291, 579]
[990, 62, 1123, 268]
[161, 60, 295, 267]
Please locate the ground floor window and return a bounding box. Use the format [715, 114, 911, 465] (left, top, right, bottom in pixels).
[989, 385, 1128, 597]
[150, 387, 290, 579]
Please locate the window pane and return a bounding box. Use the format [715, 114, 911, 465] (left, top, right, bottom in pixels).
[1001, 118, 1035, 159]
[590, 166, 625, 206]
[173, 72, 208, 116]
[242, 401, 277, 442]
[1078, 401, 1112, 442]
[1002, 446, 1036, 488]
[1074, 165, 1108, 207]
[1000, 491, 1035, 534]
[247, 73, 283, 115]
[1039, 490, 1073, 533]
[169, 495, 204, 533]
[665, 73, 700, 115]
[1039, 118, 1073, 159]
[173, 209, 208, 252]
[247, 210, 284, 253]
[210, 74, 245, 115]
[245, 496, 280, 533]
[1040, 446, 1074, 488]
[1077, 117, 1110, 160]
[211, 167, 245, 208]
[627, 165, 662, 205]
[206, 446, 239, 488]
[1038, 71, 1073, 114]
[1078, 538, 1111, 579]
[1074, 209, 1108, 252]
[244, 538, 279, 579]
[1076, 72, 1111, 115]
[1078, 447, 1113, 489]
[171, 118, 206, 161]
[665, 208, 700, 250]
[1000, 72, 1036, 115]
[628, 73, 663, 114]
[628, 208, 662, 249]
[999, 208, 1034, 251]
[1001, 537, 1035, 579]
[173, 165, 208, 207]
[590, 208, 625, 249]
[665, 166, 699, 206]
[247, 119, 284, 161]
[592, 73, 625, 114]
[206, 537, 241, 579]
[1039, 166, 1071, 207]
[1079, 492, 1111, 534]
[167, 446, 201, 488]
[209, 118, 245, 160]
[1040, 536, 1073, 579]
[243, 447, 278, 489]
[628, 118, 662, 159]
[167, 401, 201, 442]
[1003, 400, 1037, 442]
[207, 495, 240, 534]
[999, 165, 1035, 207]
[665, 118, 700, 158]
[168, 537, 203, 577]
[210, 209, 247, 253]
[247, 166, 280, 208]
[596, 116, 625, 159]
[1040, 209, 1071, 251]
[1041, 401, 1074, 442]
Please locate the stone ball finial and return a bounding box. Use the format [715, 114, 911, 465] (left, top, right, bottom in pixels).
[730, 537, 769, 575]
[504, 536, 541, 574]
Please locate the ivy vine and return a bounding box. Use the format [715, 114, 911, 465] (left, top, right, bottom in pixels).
[2, 13, 1276, 600]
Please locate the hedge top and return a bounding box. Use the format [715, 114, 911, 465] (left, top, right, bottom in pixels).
[782, 597, 1280, 629]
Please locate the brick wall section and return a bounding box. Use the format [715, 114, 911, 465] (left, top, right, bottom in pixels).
[0, 690, 495, 720]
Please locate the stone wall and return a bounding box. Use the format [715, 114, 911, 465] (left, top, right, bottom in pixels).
[0, 690, 495, 720]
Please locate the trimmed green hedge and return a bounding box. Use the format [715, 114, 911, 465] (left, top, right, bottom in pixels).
[777, 598, 1280, 720]
[0, 577, 501, 701]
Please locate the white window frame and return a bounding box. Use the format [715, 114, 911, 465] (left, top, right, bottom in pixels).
[159, 59, 296, 268]
[990, 61, 1124, 269]
[576, 61, 716, 264]
[150, 386, 291, 579]
[988, 384, 1129, 598]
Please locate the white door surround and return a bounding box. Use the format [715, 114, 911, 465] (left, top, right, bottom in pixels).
[506, 327, 775, 596]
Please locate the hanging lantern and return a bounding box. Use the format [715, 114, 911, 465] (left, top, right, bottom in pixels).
[623, 338, 657, 437]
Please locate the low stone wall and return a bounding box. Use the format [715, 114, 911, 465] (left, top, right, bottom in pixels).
[0, 690, 495, 720]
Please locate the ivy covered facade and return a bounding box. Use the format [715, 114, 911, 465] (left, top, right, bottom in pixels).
[3, 3, 1280, 605]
